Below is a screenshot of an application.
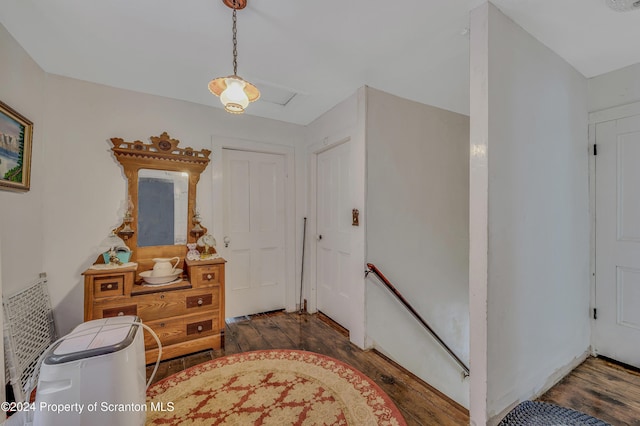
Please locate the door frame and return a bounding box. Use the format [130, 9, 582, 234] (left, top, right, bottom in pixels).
[589, 100, 640, 354]
[211, 136, 297, 315]
[307, 128, 366, 349]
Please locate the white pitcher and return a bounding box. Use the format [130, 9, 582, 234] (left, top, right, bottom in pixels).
[151, 257, 180, 276]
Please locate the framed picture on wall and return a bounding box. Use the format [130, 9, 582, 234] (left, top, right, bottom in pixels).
[0, 100, 33, 192]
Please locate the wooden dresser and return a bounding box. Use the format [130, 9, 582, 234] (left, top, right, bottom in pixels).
[83, 257, 225, 364]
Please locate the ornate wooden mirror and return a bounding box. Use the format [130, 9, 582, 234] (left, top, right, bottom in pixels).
[110, 132, 211, 272]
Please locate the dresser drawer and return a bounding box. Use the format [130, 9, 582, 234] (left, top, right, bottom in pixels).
[136, 287, 219, 321]
[93, 274, 125, 298]
[143, 312, 219, 349]
[93, 301, 138, 319]
[189, 264, 221, 288]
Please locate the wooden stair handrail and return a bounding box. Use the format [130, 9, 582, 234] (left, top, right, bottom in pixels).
[366, 262, 470, 377]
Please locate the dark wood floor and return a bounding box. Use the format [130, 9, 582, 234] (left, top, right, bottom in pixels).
[538, 356, 640, 426]
[146, 311, 640, 425]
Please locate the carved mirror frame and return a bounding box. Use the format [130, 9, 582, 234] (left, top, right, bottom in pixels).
[111, 132, 211, 271]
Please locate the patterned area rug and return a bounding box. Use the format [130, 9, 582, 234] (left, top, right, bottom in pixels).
[146, 349, 407, 425]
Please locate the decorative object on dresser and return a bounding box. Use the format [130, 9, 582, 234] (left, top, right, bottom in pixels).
[190, 208, 205, 239]
[99, 231, 132, 265]
[197, 233, 218, 259]
[186, 243, 201, 261]
[118, 196, 135, 240]
[83, 132, 225, 364]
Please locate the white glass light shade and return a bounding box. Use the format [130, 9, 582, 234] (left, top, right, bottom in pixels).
[208, 75, 260, 114]
[220, 77, 249, 113]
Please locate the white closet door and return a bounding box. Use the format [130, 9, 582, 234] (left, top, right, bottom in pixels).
[223, 149, 286, 318]
[316, 141, 355, 330]
[594, 114, 640, 367]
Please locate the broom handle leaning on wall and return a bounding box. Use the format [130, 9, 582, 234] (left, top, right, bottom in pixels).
[299, 217, 307, 313]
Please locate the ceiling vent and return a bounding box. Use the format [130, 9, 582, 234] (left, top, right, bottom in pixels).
[605, 0, 640, 12]
[256, 83, 298, 107]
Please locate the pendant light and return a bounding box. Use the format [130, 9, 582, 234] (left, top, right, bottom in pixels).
[208, 0, 260, 114]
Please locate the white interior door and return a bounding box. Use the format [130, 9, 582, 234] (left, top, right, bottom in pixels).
[316, 141, 354, 330]
[594, 114, 640, 367]
[222, 149, 286, 318]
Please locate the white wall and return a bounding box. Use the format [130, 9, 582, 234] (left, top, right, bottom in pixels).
[469, 3, 591, 424]
[469, 4, 490, 422]
[0, 24, 45, 407]
[0, 24, 46, 295]
[588, 62, 640, 113]
[365, 87, 470, 407]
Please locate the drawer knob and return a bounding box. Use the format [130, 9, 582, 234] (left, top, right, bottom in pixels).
[206, 274, 212, 280]
[107, 284, 113, 289]
[117, 311, 124, 316]
[197, 298, 204, 305]
[160, 323, 165, 328]
[197, 325, 203, 332]
[160, 294, 165, 299]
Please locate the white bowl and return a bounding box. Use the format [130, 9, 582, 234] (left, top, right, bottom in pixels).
[139, 268, 183, 285]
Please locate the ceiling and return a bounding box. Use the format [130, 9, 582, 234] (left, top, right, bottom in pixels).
[1, 0, 639, 125]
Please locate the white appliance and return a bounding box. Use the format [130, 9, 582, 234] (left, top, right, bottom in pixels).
[33, 316, 146, 426]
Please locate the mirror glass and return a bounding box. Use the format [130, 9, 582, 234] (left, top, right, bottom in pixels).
[137, 169, 189, 247]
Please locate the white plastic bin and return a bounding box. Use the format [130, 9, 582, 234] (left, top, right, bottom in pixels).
[33, 316, 146, 426]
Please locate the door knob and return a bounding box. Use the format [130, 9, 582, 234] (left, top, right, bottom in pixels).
[317, 234, 323, 240]
[224, 236, 230, 248]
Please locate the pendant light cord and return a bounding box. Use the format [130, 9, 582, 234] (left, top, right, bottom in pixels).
[232, 8, 238, 75]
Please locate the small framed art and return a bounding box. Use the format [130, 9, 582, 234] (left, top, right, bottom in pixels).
[0, 100, 33, 192]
